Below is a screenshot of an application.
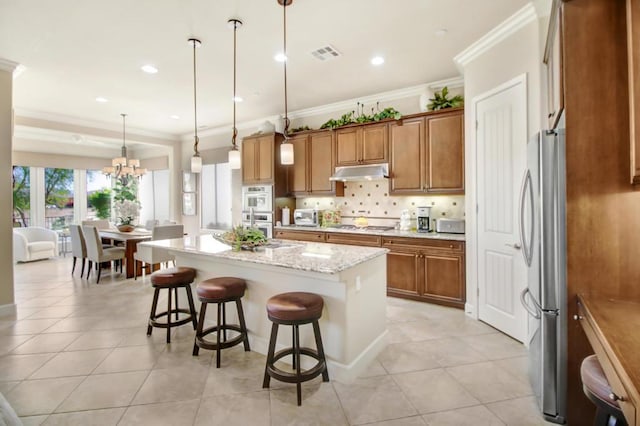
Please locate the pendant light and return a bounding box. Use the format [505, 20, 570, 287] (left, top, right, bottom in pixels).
[189, 38, 203, 173]
[278, 0, 294, 165]
[228, 19, 242, 170]
[102, 113, 146, 184]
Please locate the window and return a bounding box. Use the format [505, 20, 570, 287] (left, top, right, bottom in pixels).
[86, 170, 112, 220]
[139, 170, 170, 224]
[12, 166, 30, 227]
[201, 163, 231, 230]
[44, 168, 74, 230]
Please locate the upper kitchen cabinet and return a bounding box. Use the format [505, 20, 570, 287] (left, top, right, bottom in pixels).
[389, 108, 464, 195]
[241, 133, 288, 195]
[287, 130, 344, 196]
[335, 123, 389, 166]
[627, 0, 640, 184]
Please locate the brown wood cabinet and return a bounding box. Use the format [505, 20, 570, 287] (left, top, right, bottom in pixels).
[628, 0, 640, 184]
[389, 109, 464, 195]
[276, 228, 465, 308]
[288, 131, 344, 196]
[335, 123, 388, 166]
[241, 133, 289, 195]
[274, 229, 325, 242]
[383, 236, 465, 308]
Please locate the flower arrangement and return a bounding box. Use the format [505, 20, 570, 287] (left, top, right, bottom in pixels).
[114, 199, 140, 226]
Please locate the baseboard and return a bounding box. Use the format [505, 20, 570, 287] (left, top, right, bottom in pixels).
[465, 302, 477, 319]
[0, 303, 17, 315]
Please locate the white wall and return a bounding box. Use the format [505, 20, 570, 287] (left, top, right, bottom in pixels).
[0, 66, 15, 307]
[462, 17, 543, 318]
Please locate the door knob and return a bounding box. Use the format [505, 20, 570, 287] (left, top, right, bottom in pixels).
[505, 243, 522, 250]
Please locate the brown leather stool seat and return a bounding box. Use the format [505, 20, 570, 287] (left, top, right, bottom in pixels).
[192, 277, 250, 368]
[263, 292, 329, 406]
[581, 355, 628, 426]
[147, 267, 198, 344]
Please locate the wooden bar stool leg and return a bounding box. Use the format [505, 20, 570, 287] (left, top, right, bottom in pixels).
[193, 302, 207, 356]
[294, 324, 302, 406]
[216, 302, 222, 368]
[292, 326, 296, 370]
[147, 288, 159, 336]
[313, 320, 330, 382]
[174, 287, 179, 321]
[235, 299, 250, 351]
[222, 303, 227, 342]
[263, 322, 279, 388]
[166, 288, 172, 343]
[185, 285, 198, 330]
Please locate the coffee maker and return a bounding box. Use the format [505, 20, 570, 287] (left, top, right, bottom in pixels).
[416, 206, 431, 233]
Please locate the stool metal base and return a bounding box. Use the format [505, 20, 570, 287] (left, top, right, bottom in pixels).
[192, 299, 250, 368]
[147, 284, 198, 344]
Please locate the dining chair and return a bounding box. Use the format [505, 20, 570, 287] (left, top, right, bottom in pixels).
[133, 224, 184, 280]
[82, 225, 126, 283]
[69, 225, 87, 277]
[144, 219, 159, 231]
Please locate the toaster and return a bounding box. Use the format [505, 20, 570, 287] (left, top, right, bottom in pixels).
[436, 218, 465, 234]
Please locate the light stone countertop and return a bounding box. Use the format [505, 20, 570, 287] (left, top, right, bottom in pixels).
[274, 225, 466, 242]
[139, 234, 388, 275]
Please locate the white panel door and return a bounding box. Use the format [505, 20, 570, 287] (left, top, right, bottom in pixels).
[476, 78, 527, 342]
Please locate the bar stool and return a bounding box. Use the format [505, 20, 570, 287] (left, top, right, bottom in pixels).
[262, 291, 329, 406]
[192, 277, 250, 368]
[581, 355, 628, 426]
[148, 266, 198, 344]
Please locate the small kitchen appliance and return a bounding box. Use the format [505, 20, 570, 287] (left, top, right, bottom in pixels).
[416, 206, 431, 233]
[435, 218, 465, 234]
[293, 209, 319, 226]
[242, 185, 273, 212]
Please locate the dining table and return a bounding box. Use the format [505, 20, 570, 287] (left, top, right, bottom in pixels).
[98, 228, 152, 278]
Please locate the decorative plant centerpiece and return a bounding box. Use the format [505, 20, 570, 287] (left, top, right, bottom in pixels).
[320, 102, 402, 129]
[114, 199, 140, 232]
[427, 86, 464, 111]
[222, 225, 267, 251]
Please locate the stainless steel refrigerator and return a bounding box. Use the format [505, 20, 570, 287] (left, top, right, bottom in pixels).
[519, 113, 567, 424]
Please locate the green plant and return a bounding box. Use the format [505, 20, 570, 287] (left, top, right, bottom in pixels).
[373, 107, 402, 121]
[222, 225, 268, 251]
[320, 104, 402, 129]
[88, 188, 111, 219]
[320, 111, 356, 130]
[427, 86, 464, 111]
[291, 125, 311, 133]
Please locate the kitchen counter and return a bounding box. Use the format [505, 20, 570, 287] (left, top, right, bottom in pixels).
[137, 235, 388, 382]
[274, 224, 466, 242]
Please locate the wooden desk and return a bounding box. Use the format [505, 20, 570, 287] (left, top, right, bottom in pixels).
[99, 229, 152, 279]
[577, 294, 640, 425]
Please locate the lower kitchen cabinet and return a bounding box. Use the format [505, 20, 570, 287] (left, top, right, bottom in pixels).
[276, 229, 465, 308]
[383, 237, 465, 308]
[274, 229, 325, 242]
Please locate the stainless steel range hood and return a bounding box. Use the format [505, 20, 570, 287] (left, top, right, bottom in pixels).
[329, 163, 389, 182]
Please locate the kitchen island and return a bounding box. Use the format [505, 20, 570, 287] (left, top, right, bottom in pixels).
[137, 235, 388, 382]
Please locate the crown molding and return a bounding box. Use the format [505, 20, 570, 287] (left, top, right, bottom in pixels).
[184, 77, 464, 141]
[0, 58, 19, 73]
[454, 2, 538, 70]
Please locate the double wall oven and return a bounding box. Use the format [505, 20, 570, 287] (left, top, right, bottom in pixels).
[241, 185, 273, 238]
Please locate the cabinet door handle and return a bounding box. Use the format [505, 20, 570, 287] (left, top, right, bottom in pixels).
[573, 314, 583, 321]
[609, 393, 624, 402]
[449, 244, 454, 249]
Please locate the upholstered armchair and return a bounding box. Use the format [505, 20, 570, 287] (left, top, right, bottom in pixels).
[13, 227, 59, 263]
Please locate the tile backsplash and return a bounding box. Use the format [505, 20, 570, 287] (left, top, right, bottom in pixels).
[294, 181, 465, 227]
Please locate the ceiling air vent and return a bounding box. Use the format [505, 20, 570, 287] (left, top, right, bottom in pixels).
[310, 45, 341, 61]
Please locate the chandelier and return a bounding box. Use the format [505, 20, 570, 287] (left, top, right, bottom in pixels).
[102, 114, 146, 182]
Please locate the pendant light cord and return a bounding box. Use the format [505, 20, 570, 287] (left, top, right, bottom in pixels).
[232, 21, 238, 148]
[192, 40, 199, 155]
[121, 113, 127, 158]
[283, 1, 290, 138]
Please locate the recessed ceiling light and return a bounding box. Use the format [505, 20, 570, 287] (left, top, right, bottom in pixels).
[371, 56, 385, 66]
[141, 64, 158, 74]
[95, 97, 108, 103]
[170, 115, 180, 120]
[274, 53, 287, 62]
[233, 96, 244, 103]
[435, 29, 448, 37]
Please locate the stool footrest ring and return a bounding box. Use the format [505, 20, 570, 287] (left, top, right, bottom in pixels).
[195, 324, 246, 351]
[265, 347, 327, 384]
[149, 308, 195, 329]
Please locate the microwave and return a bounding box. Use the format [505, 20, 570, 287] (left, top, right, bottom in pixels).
[242, 185, 273, 212]
[294, 209, 319, 226]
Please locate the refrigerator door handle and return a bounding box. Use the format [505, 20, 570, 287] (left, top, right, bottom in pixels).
[519, 169, 534, 267]
[520, 287, 541, 319]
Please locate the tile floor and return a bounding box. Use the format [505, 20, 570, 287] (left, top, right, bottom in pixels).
[0, 258, 555, 425]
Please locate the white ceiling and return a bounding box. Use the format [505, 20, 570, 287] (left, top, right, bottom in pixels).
[0, 0, 530, 138]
